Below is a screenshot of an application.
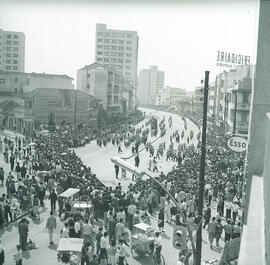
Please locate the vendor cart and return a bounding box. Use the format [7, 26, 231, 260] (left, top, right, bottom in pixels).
[57, 238, 83, 265]
[131, 222, 165, 265]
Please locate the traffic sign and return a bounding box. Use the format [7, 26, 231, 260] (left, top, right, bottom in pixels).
[227, 136, 247, 152]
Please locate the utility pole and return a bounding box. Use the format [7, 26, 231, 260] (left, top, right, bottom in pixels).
[233, 91, 238, 135]
[195, 71, 210, 265]
[74, 89, 77, 132]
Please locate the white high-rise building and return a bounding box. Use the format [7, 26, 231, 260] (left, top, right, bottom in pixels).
[138, 66, 165, 105]
[0, 29, 25, 72]
[95, 24, 139, 85]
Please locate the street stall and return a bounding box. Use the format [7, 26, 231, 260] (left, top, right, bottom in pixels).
[57, 238, 83, 265]
[59, 188, 80, 200]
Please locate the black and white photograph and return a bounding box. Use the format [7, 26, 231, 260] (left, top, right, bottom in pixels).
[0, 0, 269, 264]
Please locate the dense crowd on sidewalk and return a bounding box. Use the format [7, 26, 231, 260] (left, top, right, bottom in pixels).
[0, 109, 246, 265]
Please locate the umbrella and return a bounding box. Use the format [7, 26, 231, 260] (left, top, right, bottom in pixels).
[61, 152, 67, 156]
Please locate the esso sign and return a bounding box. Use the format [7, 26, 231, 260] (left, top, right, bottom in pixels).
[227, 136, 247, 152]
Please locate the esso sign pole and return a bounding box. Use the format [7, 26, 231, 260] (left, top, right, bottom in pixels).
[227, 136, 248, 152]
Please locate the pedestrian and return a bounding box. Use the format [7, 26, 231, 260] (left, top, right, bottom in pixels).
[115, 218, 125, 243]
[158, 209, 165, 233]
[10, 153, 15, 171]
[32, 195, 40, 219]
[81, 241, 91, 265]
[46, 211, 57, 245]
[15, 163, 21, 180]
[118, 239, 129, 265]
[154, 232, 162, 264]
[49, 189, 57, 212]
[224, 219, 232, 243]
[215, 218, 223, 247]
[0, 168, 4, 185]
[98, 232, 109, 264]
[114, 164, 119, 179]
[0, 240, 4, 265]
[135, 154, 140, 167]
[107, 240, 117, 265]
[152, 157, 158, 172]
[127, 201, 136, 231]
[14, 245, 22, 265]
[95, 226, 103, 256]
[117, 143, 122, 154]
[203, 206, 211, 229]
[208, 217, 216, 249]
[18, 218, 29, 251]
[82, 219, 93, 246]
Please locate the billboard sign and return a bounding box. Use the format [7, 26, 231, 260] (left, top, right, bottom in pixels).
[227, 136, 247, 152]
[216, 51, 250, 68]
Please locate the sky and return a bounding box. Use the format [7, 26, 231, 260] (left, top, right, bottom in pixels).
[0, 0, 259, 91]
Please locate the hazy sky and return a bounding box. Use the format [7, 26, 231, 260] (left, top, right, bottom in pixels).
[0, 0, 259, 91]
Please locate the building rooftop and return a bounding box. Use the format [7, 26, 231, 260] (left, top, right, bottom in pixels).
[79, 62, 124, 76]
[0, 70, 73, 79]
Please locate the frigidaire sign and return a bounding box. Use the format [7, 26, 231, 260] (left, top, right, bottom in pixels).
[216, 51, 250, 68]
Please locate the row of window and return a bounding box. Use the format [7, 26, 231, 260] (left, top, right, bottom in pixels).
[6, 47, 19, 52]
[97, 39, 132, 45]
[104, 58, 123, 63]
[97, 45, 132, 51]
[6, 59, 18, 64]
[104, 52, 124, 57]
[5, 66, 18, 70]
[6, 40, 19, 45]
[107, 95, 119, 104]
[6, 53, 18, 58]
[97, 32, 133, 38]
[5, 34, 19, 39]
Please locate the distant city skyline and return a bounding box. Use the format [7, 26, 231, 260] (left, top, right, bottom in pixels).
[0, 0, 259, 91]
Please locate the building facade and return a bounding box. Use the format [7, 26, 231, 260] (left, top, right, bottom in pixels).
[77, 62, 133, 114]
[95, 24, 139, 86]
[0, 70, 74, 97]
[0, 29, 25, 72]
[194, 86, 204, 113]
[138, 66, 165, 105]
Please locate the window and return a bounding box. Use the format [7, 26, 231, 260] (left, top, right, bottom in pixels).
[97, 45, 103, 48]
[7, 34, 12, 38]
[97, 51, 103, 55]
[114, 96, 119, 104]
[126, 46, 132, 50]
[87, 84, 90, 89]
[6, 59, 11, 64]
[126, 34, 132, 38]
[6, 47, 11, 51]
[125, 66, 131, 69]
[13, 60, 18, 64]
[13, 41, 19, 45]
[118, 59, 123, 63]
[14, 88, 18, 93]
[13, 47, 18, 52]
[13, 35, 18, 39]
[97, 39, 103, 42]
[125, 72, 131, 76]
[97, 58, 103, 62]
[241, 111, 248, 123]
[6, 53, 11, 58]
[126, 53, 131, 57]
[14, 77, 18, 83]
[13, 66, 18, 70]
[6, 66, 11, 70]
[125, 59, 131, 63]
[243, 93, 249, 104]
[107, 95, 112, 104]
[97, 32, 103, 36]
[127, 40, 132, 44]
[13, 54, 18, 58]
[87, 73, 90, 78]
[6, 40, 12, 45]
[118, 40, 124, 44]
[29, 101, 32, 109]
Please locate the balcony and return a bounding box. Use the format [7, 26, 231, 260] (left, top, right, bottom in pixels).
[228, 102, 250, 111]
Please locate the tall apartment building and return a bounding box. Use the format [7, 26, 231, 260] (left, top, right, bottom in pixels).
[0, 29, 25, 72]
[95, 24, 139, 85]
[138, 66, 165, 105]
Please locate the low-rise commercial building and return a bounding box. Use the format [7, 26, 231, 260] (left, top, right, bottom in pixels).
[77, 62, 133, 114]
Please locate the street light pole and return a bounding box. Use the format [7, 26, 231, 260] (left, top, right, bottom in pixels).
[195, 71, 210, 265]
